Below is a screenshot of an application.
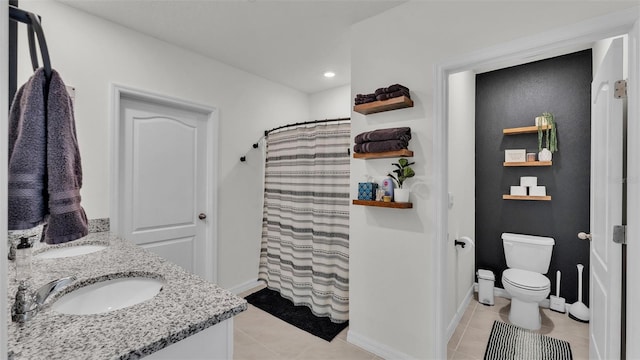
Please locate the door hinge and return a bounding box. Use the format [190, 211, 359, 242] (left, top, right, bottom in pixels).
[614, 80, 627, 99]
[613, 225, 627, 244]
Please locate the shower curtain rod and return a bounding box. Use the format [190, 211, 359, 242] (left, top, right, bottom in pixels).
[239, 117, 351, 162]
[264, 117, 350, 136]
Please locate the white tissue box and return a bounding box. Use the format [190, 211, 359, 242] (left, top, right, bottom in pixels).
[529, 186, 546, 196]
[520, 176, 538, 187]
[505, 149, 526, 163]
[510, 186, 527, 196]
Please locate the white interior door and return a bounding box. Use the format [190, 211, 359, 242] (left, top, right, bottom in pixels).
[589, 37, 624, 360]
[120, 97, 208, 278]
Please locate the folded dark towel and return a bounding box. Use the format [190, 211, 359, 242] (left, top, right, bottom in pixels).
[376, 89, 410, 101]
[8, 68, 88, 244]
[355, 93, 377, 105]
[374, 84, 410, 96]
[354, 127, 411, 144]
[355, 97, 377, 105]
[355, 93, 376, 99]
[354, 139, 408, 153]
[8, 70, 48, 230]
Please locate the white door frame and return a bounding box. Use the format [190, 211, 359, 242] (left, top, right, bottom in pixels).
[110, 84, 219, 283]
[432, 8, 640, 359]
[625, 18, 640, 359]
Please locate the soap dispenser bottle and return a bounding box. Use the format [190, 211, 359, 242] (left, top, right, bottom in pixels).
[15, 236, 33, 282]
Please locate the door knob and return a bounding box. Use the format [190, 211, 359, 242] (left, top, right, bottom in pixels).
[198, 213, 207, 220]
[578, 232, 592, 241]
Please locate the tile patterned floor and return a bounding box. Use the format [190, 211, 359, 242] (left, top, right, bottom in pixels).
[234, 286, 381, 360]
[234, 287, 588, 359]
[447, 295, 590, 360]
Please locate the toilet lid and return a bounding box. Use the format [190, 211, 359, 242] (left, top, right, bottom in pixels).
[503, 268, 550, 291]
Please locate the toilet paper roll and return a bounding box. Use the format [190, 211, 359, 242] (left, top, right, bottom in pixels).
[456, 236, 475, 255]
[520, 176, 538, 187]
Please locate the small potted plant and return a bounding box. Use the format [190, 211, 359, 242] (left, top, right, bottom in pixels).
[387, 158, 415, 202]
[537, 112, 557, 161]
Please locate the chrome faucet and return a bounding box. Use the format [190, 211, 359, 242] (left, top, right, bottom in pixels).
[12, 276, 76, 322]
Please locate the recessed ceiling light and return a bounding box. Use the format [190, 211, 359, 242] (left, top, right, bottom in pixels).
[324, 71, 336, 78]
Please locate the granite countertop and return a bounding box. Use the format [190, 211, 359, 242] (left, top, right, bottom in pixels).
[7, 232, 247, 360]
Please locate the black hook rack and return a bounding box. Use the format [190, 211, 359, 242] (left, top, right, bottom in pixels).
[9, 4, 53, 101]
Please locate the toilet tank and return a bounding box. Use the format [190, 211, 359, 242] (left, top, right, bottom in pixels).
[502, 233, 555, 274]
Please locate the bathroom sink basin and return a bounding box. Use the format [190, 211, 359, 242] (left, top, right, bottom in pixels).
[51, 276, 164, 315]
[35, 244, 107, 259]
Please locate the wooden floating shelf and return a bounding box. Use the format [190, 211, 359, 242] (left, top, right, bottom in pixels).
[503, 125, 550, 135]
[353, 96, 414, 115]
[352, 200, 413, 208]
[503, 195, 552, 201]
[353, 149, 413, 159]
[503, 161, 552, 167]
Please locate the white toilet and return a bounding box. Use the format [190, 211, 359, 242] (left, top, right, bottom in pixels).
[501, 232, 555, 330]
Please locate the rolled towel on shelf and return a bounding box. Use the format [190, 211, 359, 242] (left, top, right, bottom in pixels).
[354, 127, 411, 144]
[354, 139, 408, 153]
[376, 89, 410, 101]
[386, 84, 409, 93]
[374, 84, 410, 96]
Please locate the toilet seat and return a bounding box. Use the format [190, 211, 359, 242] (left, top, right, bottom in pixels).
[503, 268, 550, 291]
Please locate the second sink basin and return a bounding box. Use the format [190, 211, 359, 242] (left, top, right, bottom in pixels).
[51, 276, 164, 315]
[35, 244, 107, 259]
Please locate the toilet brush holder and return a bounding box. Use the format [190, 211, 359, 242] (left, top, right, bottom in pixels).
[550, 270, 566, 313]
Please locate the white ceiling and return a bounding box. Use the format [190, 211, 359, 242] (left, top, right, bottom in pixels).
[58, 0, 404, 94]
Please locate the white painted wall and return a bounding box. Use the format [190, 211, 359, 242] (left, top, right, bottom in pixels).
[14, 1, 310, 289]
[349, 2, 638, 358]
[446, 71, 476, 337]
[309, 84, 351, 120]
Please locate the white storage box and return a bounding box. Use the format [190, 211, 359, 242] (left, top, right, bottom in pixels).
[520, 176, 537, 187]
[477, 269, 495, 306]
[535, 116, 549, 126]
[505, 149, 526, 163]
[510, 186, 527, 196]
[529, 186, 546, 196]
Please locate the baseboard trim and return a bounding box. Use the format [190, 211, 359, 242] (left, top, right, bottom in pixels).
[228, 279, 263, 295]
[347, 330, 415, 360]
[446, 284, 474, 341]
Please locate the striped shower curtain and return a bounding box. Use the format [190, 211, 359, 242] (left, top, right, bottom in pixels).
[258, 122, 350, 323]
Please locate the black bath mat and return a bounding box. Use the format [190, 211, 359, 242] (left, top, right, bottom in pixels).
[245, 288, 348, 342]
[484, 321, 573, 360]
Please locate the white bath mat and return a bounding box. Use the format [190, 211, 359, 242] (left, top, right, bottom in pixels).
[484, 321, 573, 360]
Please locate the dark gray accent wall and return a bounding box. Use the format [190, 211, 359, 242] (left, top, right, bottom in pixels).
[475, 50, 592, 305]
